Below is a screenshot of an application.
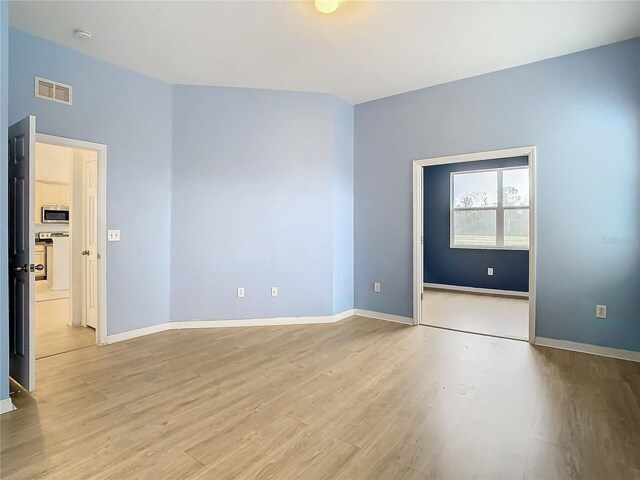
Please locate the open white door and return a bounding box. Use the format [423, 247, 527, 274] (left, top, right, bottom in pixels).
[83, 159, 98, 329]
[8, 115, 37, 391]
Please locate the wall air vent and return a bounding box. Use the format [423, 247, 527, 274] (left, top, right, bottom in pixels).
[35, 76, 73, 105]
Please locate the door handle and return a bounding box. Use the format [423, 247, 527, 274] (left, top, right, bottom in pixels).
[81, 250, 90, 256]
[14, 264, 29, 273]
[33, 264, 45, 271]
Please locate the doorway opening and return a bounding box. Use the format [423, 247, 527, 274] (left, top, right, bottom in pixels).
[8, 114, 107, 392]
[34, 141, 99, 358]
[412, 147, 536, 342]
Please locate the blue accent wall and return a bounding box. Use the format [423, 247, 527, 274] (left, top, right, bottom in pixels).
[354, 38, 640, 352]
[1, 1, 10, 402]
[170, 86, 353, 321]
[424, 157, 529, 292]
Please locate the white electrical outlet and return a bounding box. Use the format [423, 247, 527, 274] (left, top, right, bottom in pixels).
[107, 230, 120, 242]
[374, 282, 381, 293]
[487, 268, 494, 276]
[271, 287, 278, 297]
[237, 287, 245, 298]
[596, 305, 607, 319]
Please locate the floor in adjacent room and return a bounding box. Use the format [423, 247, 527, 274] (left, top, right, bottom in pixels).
[2, 316, 639, 479]
[36, 297, 95, 359]
[423, 289, 529, 340]
[35, 282, 69, 302]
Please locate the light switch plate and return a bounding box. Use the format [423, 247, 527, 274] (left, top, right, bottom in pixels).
[487, 268, 494, 276]
[374, 282, 381, 293]
[108, 230, 120, 242]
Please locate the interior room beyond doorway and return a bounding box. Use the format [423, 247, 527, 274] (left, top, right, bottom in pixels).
[34, 142, 98, 358]
[417, 150, 534, 341]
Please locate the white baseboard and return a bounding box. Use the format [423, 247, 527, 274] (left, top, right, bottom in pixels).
[424, 283, 529, 298]
[353, 309, 414, 325]
[105, 311, 639, 364]
[106, 309, 356, 344]
[175, 309, 356, 330]
[0, 398, 16, 415]
[535, 337, 640, 363]
[106, 323, 173, 344]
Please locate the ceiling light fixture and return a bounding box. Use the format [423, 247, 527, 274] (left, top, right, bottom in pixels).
[315, 0, 340, 14]
[74, 29, 93, 41]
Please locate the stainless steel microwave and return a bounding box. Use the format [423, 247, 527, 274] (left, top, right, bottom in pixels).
[42, 205, 70, 224]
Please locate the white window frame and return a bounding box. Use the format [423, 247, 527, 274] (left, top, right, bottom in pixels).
[450, 166, 529, 251]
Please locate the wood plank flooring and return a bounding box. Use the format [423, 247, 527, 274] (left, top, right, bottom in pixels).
[36, 298, 95, 359]
[423, 289, 529, 340]
[2, 316, 639, 479]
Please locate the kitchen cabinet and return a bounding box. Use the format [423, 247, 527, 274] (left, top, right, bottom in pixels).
[35, 244, 46, 281]
[47, 238, 69, 291]
[43, 183, 70, 206]
[41, 183, 58, 205]
[34, 244, 45, 263]
[59, 185, 70, 205]
[46, 245, 54, 285]
[35, 182, 42, 219]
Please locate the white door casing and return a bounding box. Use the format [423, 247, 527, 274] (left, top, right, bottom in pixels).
[413, 146, 537, 343]
[36, 133, 108, 346]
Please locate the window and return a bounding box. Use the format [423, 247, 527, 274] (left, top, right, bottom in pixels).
[451, 166, 529, 249]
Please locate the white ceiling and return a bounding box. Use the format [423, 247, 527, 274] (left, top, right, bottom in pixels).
[9, 1, 640, 104]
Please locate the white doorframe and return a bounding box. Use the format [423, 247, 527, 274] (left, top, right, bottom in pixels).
[35, 133, 108, 345]
[412, 146, 537, 343]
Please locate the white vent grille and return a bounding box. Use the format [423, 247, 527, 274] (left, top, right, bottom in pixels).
[35, 76, 72, 105]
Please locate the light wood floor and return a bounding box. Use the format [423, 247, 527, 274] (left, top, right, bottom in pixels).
[423, 289, 529, 340]
[35, 280, 69, 303]
[36, 298, 95, 359]
[35, 288, 69, 302]
[2, 316, 639, 479]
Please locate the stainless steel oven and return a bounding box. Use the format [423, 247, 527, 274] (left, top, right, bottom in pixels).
[41, 205, 70, 224]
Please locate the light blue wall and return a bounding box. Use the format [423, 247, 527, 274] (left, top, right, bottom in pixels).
[7, 27, 354, 347]
[9, 29, 173, 335]
[354, 38, 640, 351]
[332, 101, 354, 314]
[4, 24, 637, 370]
[170, 86, 353, 321]
[1, 1, 10, 402]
